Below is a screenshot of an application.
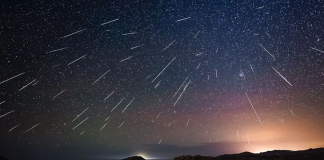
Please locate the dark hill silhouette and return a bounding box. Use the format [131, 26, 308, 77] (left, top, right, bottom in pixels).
[173, 148, 324, 160]
[1, 148, 324, 160]
[0, 155, 9, 160]
[173, 155, 214, 160]
[123, 156, 146, 160]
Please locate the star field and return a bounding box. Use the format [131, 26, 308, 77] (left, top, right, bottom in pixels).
[0, 0, 324, 159]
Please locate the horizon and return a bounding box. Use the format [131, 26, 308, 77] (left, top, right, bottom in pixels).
[1, 0, 324, 160]
[2, 146, 324, 160]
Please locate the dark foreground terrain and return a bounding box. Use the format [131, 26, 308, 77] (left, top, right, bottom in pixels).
[1, 148, 324, 160]
[173, 148, 324, 160]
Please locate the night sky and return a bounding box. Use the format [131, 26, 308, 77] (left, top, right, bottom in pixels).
[1, 0, 324, 160]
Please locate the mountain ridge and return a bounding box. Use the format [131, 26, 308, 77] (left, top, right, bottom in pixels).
[173, 147, 324, 160]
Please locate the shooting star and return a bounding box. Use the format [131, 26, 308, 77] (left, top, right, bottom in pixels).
[0, 101, 5, 105]
[122, 32, 137, 36]
[0, 110, 15, 119]
[265, 32, 272, 38]
[249, 63, 255, 73]
[173, 76, 189, 97]
[154, 81, 161, 89]
[196, 63, 201, 70]
[272, 67, 293, 86]
[60, 29, 86, 38]
[259, 43, 276, 60]
[245, 93, 263, 126]
[247, 134, 250, 144]
[104, 91, 115, 101]
[100, 18, 119, 26]
[310, 47, 324, 53]
[256, 6, 265, 9]
[174, 80, 191, 106]
[156, 112, 161, 119]
[80, 130, 86, 135]
[72, 117, 89, 130]
[68, 54, 87, 66]
[215, 69, 218, 78]
[24, 123, 41, 133]
[175, 17, 191, 22]
[239, 69, 246, 80]
[186, 119, 190, 127]
[0, 72, 25, 85]
[237, 130, 240, 140]
[105, 116, 110, 121]
[118, 121, 125, 128]
[194, 31, 200, 38]
[130, 44, 144, 50]
[111, 97, 125, 112]
[72, 107, 89, 122]
[92, 70, 110, 85]
[18, 79, 36, 91]
[46, 47, 68, 53]
[99, 123, 107, 131]
[281, 119, 285, 124]
[151, 57, 176, 83]
[52, 64, 60, 68]
[122, 97, 135, 113]
[159, 138, 162, 144]
[162, 40, 175, 51]
[145, 75, 152, 80]
[52, 89, 66, 100]
[8, 124, 20, 132]
[32, 80, 40, 86]
[120, 56, 133, 62]
[195, 52, 203, 56]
